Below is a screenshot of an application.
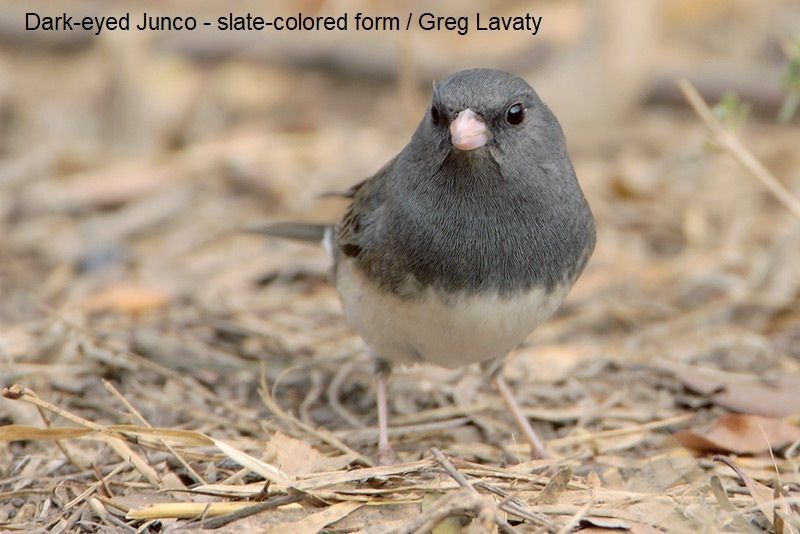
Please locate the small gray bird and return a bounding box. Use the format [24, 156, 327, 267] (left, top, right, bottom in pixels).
[255, 68, 595, 464]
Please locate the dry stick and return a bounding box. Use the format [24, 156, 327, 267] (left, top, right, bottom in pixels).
[555, 499, 594, 534]
[3, 385, 162, 487]
[190, 493, 304, 530]
[94, 495, 130, 514]
[103, 512, 138, 533]
[546, 413, 693, 448]
[393, 401, 495, 426]
[431, 448, 521, 534]
[102, 379, 150, 427]
[678, 78, 800, 220]
[431, 448, 475, 492]
[4, 385, 105, 431]
[41, 305, 262, 435]
[332, 417, 473, 443]
[136, 519, 159, 534]
[34, 405, 86, 471]
[473, 482, 554, 528]
[258, 364, 375, 467]
[327, 360, 368, 429]
[103, 379, 205, 485]
[392, 488, 483, 534]
[93, 463, 112, 499]
[299, 369, 324, 426]
[157, 439, 205, 486]
[64, 462, 131, 509]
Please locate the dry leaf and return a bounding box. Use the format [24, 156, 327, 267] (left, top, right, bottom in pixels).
[110, 425, 214, 448]
[626, 449, 701, 493]
[265, 431, 325, 476]
[715, 456, 776, 526]
[213, 438, 291, 486]
[586, 471, 603, 488]
[532, 467, 572, 505]
[676, 414, 800, 455]
[262, 501, 362, 534]
[0, 425, 92, 441]
[84, 283, 170, 314]
[656, 360, 800, 417]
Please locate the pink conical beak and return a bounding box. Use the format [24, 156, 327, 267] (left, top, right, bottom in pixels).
[450, 108, 490, 151]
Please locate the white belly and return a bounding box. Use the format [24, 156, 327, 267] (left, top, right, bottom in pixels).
[336, 259, 569, 368]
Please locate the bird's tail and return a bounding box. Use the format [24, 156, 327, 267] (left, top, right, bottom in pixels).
[244, 221, 329, 242]
[244, 222, 334, 255]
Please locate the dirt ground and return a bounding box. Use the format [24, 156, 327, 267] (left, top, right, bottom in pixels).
[1, 1, 800, 532]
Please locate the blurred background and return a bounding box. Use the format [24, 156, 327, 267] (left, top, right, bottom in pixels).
[0, 0, 798, 320]
[1, 0, 800, 529]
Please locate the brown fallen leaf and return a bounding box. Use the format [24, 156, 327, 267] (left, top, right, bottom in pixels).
[653, 359, 800, 417]
[675, 414, 800, 455]
[213, 438, 291, 486]
[84, 283, 170, 315]
[265, 431, 325, 477]
[714, 456, 776, 526]
[532, 466, 572, 505]
[586, 471, 603, 488]
[262, 501, 362, 534]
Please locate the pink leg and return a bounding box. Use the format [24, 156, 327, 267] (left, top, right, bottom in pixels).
[375, 372, 398, 465]
[492, 374, 550, 460]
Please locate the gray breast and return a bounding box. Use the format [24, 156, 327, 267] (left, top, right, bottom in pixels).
[377, 169, 594, 296]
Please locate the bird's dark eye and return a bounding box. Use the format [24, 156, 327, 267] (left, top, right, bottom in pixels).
[430, 105, 441, 125]
[506, 103, 525, 125]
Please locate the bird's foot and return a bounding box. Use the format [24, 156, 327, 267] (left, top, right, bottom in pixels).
[376, 443, 399, 466]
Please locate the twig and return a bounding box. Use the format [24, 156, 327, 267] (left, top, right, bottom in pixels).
[678, 78, 800, 220]
[391, 488, 485, 534]
[3, 384, 163, 487]
[94, 495, 130, 514]
[64, 462, 132, 509]
[327, 360, 367, 429]
[299, 369, 324, 426]
[43, 306, 263, 435]
[332, 417, 473, 443]
[189, 493, 304, 530]
[472, 480, 556, 529]
[556, 499, 594, 534]
[431, 447, 475, 492]
[259, 364, 375, 467]
[430, 448, 521, 534]
[103, 379, 205, 485]
[35, 405, 86, 471]
[3, 384, 105, 431]
[546, 413, 693, 448]
[102, 379, 151, 427]
[392, 401, 495, 426]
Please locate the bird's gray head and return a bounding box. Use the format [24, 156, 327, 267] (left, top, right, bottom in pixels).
[424, 68, 565, 164]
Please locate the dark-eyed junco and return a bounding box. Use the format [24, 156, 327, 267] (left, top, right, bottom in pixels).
[255, 68, 595, 464]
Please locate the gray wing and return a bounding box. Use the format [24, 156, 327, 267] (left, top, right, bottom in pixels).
[335, 156, 396, 260]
